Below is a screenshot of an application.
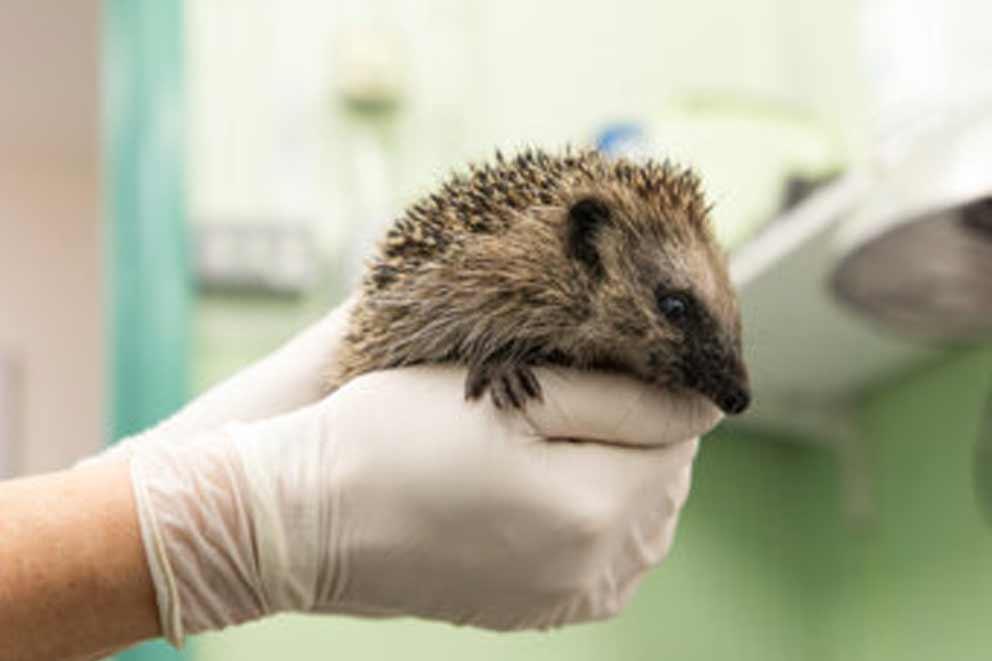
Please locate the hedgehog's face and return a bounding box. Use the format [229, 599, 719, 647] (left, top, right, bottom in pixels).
[565, 195, 751, 415]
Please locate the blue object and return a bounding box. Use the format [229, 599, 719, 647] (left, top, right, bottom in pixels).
[595, 123, 650, 158]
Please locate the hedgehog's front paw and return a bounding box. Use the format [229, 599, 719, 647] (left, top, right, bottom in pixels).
[465, 363, 543, 410]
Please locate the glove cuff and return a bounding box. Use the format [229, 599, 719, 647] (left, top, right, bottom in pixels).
[130, 455, 184, 646]
[129, 427, 270, 647]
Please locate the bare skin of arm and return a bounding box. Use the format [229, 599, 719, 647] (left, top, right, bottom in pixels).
[0, 461, 160, 661]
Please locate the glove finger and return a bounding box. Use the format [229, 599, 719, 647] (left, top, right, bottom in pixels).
[522, 368, 722, 447]
[543, 435, 698, 500]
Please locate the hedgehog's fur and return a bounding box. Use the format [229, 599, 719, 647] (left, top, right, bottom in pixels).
[328, 147, 750, 414]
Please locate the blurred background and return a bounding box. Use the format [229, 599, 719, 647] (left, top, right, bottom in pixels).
[2, 0, 992, 659]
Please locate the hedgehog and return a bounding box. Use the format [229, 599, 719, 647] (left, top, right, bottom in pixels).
[328, 147, 750, 415]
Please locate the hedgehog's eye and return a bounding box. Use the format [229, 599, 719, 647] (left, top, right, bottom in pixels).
[656, 290, 691, 324]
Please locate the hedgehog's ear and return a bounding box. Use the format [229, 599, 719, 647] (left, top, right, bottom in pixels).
[567, 197, 610, 277]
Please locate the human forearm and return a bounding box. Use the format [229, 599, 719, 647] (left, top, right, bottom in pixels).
[0, 461, 159, 661]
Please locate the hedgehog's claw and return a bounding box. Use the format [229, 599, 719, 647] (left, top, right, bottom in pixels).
[464, 366, 490, 401]
[465, 363, 543, 410]
[516, 366, 543, 402]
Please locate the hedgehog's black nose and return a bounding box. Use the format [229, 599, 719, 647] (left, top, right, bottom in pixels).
[717, 386, 751, 416]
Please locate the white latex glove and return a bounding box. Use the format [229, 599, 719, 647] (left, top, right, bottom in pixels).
[130, 366, 722, 647]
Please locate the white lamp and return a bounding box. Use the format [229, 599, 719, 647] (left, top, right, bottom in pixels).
[831, 107, 992, 522]
[832, 108, 992, 342]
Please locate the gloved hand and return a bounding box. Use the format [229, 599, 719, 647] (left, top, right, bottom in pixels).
[129, 366, 722, 647]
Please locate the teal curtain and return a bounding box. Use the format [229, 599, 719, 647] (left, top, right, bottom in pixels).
[105, 0, 192, 659]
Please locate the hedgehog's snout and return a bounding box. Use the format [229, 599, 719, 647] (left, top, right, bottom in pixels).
[678, 345, 751, 416]
[715, 381, 751, 415]
[708, 357, 751, 416]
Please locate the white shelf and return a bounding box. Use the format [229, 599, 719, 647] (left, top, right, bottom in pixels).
[727, 171, 944, 440]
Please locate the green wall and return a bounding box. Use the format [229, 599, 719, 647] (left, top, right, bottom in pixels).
[821, 348, 992, 661]
[106, 0, 190, 443]
[777, 346, 992, 661]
